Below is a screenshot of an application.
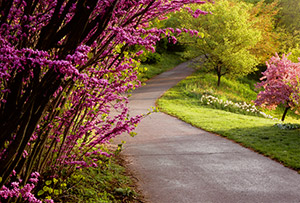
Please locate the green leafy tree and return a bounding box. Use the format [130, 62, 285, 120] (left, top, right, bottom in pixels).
[241, 0, 300, 55]
[241, 0, 274, 4]
[287, 45, 300, 62]
[248, 0, 280, 63]
[176, 0, 260, 86]
[277, 0, 300, 32]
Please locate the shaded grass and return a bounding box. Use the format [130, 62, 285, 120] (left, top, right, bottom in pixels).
[157, 71, 300, 172]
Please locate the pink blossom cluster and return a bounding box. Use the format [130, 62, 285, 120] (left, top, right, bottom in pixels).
[0, 172, 42, 203]
[255, 53, 300, 110]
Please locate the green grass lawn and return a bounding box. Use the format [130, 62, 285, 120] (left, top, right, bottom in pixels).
[157, 71, 300, 172]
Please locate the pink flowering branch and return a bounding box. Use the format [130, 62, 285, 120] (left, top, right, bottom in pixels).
[255, 53, 300, 121]
[0, 0, 210, 201]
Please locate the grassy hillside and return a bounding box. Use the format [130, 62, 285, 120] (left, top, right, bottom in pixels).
[157, 71, 300, 172]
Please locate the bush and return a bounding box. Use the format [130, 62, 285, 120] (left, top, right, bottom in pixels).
[142, 52, 162, 64]
[156, 37, 186, 54]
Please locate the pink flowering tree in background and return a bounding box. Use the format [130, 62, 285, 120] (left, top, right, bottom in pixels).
[255, 53, 300, 121]
[0, 0, 209, 202]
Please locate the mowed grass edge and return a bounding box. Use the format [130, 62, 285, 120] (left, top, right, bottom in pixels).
[156, 71, 300, 172]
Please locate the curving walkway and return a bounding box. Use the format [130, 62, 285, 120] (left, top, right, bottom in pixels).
[114, 60, 300, 203]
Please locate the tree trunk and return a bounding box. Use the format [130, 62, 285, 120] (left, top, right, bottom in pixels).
[216, 64, 222, 87]
[281, 106, 290, 121]
[217, 74, 221, 87]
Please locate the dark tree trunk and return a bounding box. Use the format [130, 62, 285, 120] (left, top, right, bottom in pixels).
[217, 74, 221, 87]
[215, 64, 222, 87]
[281, 106, 290, 121]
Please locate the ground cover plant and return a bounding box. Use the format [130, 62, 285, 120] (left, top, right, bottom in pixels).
[63, 150, 141, 203]
[0, 0, 211, 202]
[157, 71, 300, 172]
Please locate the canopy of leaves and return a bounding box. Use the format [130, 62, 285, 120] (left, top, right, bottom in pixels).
[248, 0, 280, 63]
[174, 0, 260, 86]
[278, 0, 300, 32]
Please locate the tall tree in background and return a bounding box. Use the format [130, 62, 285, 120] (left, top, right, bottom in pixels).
[236, 0, 300, 58]
[175, 0, 260, 86]
[0, 0, 209, 202]
[248, 0, 280, 63]
[278, 0, 300, 32]
[269, 0, 300, 53]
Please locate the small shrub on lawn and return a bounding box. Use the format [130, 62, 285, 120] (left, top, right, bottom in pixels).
[274, 123, 300, 130]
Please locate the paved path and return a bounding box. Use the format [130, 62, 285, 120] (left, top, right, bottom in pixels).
[114, 60, 300, 203]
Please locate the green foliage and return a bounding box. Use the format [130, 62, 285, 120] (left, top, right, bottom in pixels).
[277, 28, 300, 54]
[278, 0, 300, 32]
[156, 37, 186, 54]
[287, 45, 300, 62]
[60, 155, 139, 203]
[141, 52, 161, 64]
[35, 177, 67, 202]
[156, 38, 169, 54]
[240, 0, 300, 56]
[157, 71, 300, 172]
[30, 145, 140, 202]
[240, 0, 274, 4]
[174, 0, 260, 86]
[248, 0, 280, 63]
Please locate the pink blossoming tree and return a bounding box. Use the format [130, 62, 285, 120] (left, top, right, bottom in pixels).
[0, 0, 209, 202]
[255, 53, 300, 121]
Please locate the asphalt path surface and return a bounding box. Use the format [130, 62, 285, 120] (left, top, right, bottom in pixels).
[114, 60, 300, 203]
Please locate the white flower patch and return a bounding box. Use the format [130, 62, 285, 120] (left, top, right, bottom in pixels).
[199, 94, 273, 118]
[274, 123, 300, 130]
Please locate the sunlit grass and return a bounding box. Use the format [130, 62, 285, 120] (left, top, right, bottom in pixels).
[173, 71, 300, 122]
[157, 71, 300, 172]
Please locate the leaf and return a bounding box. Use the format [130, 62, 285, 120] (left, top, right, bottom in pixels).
[45, 196, 52, 200]
[198, 32, 205, 38]
[37, 190, 44, 196]
[129, 132, 137, 137]
[60, 183, 67, 187]
[45, 180, 52, 185]
[53, 178, 58, 184]
[54, 189, 60, 196]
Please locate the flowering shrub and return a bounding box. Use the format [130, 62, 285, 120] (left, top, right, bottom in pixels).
[200, 94, 273, 118]
[0, 172, 47, 203]
[255, 53, 300, 121]
[274, 123, 300, 130]
[0, 0, 210, 202]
